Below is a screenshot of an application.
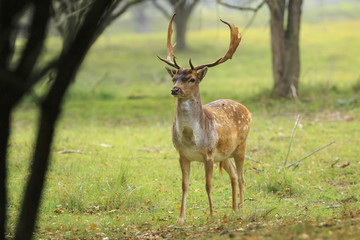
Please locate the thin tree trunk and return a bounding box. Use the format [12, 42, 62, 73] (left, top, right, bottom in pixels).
[268, 0, 302, 98]
[267, 1, 287, 97]
[174, 11, 188, 50]
[283, 0, 302, 98]
[172, 0, 199, 51]
[14, 102, 59, 240]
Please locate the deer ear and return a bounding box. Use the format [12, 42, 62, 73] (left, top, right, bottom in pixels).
[165, 67, 177, 77]
[197, 67, 208, 81]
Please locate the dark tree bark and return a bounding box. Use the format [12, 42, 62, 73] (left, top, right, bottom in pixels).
[266, 0, 303, 98]
[153, 0, 199, 50]
[0, 1, 30, 239]
[171, 0, 198, 50]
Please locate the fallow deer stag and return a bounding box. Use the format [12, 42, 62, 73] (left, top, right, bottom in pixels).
[158, 14, 251, 224]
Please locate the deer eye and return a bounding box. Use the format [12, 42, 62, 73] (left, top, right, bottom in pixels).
[189, 78, 195, 83]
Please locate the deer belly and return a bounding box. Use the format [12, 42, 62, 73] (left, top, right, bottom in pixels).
[179, 146, 207, 162]
[213, 148, 235, 162]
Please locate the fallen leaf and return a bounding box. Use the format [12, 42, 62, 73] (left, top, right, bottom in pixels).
[55, 209, 63, 214]
[299, 233, 310, 239]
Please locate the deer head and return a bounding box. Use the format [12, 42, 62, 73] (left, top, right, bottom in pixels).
[158, 14, 242, 100]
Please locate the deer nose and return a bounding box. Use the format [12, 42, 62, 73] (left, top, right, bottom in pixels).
[171, 87, 180, 95]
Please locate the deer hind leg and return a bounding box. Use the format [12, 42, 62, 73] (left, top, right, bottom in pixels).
[177, 156, 190, 224]
[234, 144, 246, 211]
[221, 159, 238, 211]
[204, 158, 214, 217]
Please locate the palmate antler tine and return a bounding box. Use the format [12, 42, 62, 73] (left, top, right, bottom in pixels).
[157, 14, 181, 69]
[194, 19, 242, 71]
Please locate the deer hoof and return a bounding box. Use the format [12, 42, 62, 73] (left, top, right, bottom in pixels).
[176, 217, 186, 225]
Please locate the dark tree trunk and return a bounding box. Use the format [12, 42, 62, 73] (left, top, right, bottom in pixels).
[174, 9, 189, 50]
[153, 0, 199, 51]
[14, 0, 114, 239]
[0, 1, 28, 238]
[172, 0, 199, 50]
[267, 0, 303, 98]
[14, 102, 59, 240]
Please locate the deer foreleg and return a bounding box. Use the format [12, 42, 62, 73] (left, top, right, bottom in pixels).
[205, 158, 214, 216]
[177, 157, 190, 224]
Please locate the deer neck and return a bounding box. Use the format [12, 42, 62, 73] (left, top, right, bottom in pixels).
[173, 92, 217, 152]
[175, 93, 205, 133]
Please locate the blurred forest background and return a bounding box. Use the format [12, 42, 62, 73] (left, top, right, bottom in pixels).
[1, 0, 360, 239]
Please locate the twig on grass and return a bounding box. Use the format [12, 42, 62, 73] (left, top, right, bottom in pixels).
[338, 161, 351, 168]
[57, 149, 84, 154]
[331, 159, 340, 168]
[283, 114, 301, 167]
[263, 207, 276, 217]
[286, 141, 336, 169]
[246, 155, 266, 164]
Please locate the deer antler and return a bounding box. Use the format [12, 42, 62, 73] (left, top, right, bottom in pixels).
[157, 14, 180, 69]
[191, 19, 242, 71]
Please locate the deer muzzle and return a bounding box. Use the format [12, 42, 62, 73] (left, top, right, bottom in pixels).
[171, 86, 182, 96]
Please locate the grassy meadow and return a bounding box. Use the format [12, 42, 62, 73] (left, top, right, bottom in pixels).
[6, 16, 360, 239]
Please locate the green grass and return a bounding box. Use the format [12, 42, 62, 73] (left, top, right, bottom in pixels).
[6, 18, 360, 239]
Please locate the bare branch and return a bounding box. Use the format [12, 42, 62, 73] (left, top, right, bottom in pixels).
[246, 155, 267, 165]
[218, 0, 265, 12]
[187, 0, 199, 14]
[286, 141, 336, 169]
[15, 0, 51, 79]
[108, 0, 146, 23]
[218, 0, 265, 33]
[152, 0, 171, 18]
[52, 2, 94, 27]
